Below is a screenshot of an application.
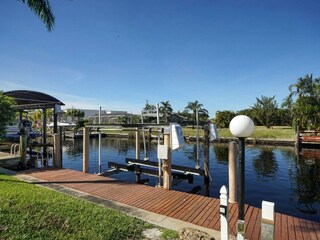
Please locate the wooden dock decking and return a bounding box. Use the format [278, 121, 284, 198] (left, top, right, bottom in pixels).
[0, 152, 20, 167]
[20, 168, 320, 240]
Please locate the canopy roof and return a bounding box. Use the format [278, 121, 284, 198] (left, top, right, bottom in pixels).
[4, 90, 64, 110]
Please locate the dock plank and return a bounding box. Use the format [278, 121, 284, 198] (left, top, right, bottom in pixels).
[18, 168, 320, 240]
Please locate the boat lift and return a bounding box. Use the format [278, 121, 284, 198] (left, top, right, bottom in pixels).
[83, 108, 217, 191]
[83, 122, 188, 190]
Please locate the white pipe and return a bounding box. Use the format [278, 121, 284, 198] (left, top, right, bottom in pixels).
[98, 106, 102, 174]
[156, 103, 161, 186]
[141, 111, 147, 160]
[196, 108, 199, 165]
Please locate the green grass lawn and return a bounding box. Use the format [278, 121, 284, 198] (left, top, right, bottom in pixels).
[0, 174, 175, 240]
[100, 125, 295, 140]
[182, 126, 295, 139]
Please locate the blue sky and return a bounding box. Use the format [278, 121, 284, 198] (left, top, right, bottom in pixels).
[1, 0, 319, 117]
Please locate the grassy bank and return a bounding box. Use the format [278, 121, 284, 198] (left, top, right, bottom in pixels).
[182, 126, 295, 139]
[0, 174, 175, 240]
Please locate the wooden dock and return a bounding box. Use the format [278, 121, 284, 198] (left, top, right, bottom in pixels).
[0, 152, 20, 167]
[299, 130, 320, 148]
[20, 168, 320, 240]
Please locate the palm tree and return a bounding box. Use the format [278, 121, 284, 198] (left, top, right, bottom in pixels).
[19, 0, 55, 31]
[184, 100, 209, 128]
[143, 100, 156, 112]
[160, 101, 173, 123]
[282, 74, 320, 130]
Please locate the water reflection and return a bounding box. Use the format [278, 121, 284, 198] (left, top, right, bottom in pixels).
[252, 147, 278, 180]
[184, 144, 203, 168]
[295, 149, 320, 215]
[213, 144, 228, 164]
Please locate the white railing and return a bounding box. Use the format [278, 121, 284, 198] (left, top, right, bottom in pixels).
[10, 143, 20, 155]
[35, 148, 54, 168]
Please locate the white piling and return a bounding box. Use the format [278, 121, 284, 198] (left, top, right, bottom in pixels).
[83, 127, 89, 173]
[98, 106, 102, 174]
[261, 201, 275, 240]
[220, 185, 229, 240]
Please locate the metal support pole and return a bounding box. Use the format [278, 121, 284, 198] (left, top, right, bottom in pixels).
[203, 122, 210, 196]
[141, 111, 147, 160]
[135, 129, 140, 160]
[237, 137, 246, 239]
[196, 108, 199, 165]
[42, 108, 47, 157]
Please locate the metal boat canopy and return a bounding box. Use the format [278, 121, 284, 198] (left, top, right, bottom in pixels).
[3, 90, 64, 110]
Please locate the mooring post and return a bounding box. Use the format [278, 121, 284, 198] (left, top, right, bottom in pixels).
[53, 133, 61, 168]
[229, 141, 237, 203]
[42, 108, 47, 157]
[83, 127, 89, 173]
[261, 201, 275, 240]
[220, 185, 229, 240]
[163, 133, 172, 190]
[204, 122, 210, 196]
[135, 128, 141, 182]
[19, 135, 27, 168]
[135, 128, 140, 160]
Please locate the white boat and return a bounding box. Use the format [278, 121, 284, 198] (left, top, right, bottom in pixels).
[6, 119, 41, 140]
[47, 122, 76, 128]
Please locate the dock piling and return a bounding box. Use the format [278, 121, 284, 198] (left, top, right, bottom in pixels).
[228, 141, 237, 203]
[83, 127, 89, 173]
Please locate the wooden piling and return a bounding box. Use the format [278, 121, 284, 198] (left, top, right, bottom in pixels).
[203, 123, 210, 196]
[163, 133, 172, 190]
[83, 127, 89, 173]
[53, 133, 62, 168]
[19, 135, 27, 167]
[228, 141, 237, 203]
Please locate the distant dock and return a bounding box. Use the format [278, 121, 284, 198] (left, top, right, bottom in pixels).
[298, 130, 320, 148]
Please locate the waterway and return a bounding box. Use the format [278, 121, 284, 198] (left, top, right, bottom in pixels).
[61, 138, 320, 223]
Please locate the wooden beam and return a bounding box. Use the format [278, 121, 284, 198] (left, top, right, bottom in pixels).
[83, 127, 89, 173]
[163, 133, 172, 190]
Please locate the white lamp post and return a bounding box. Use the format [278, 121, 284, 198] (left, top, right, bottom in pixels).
[229, 115, 254, 239]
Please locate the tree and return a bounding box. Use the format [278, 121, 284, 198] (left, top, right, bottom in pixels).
[29, 110, 43, 130]
[282, 74, 320, 130]
[275, 109, 292, 126]
[184, 100, 209, 128]
[159, 101, 173, 123]
[236, 109, 257, 124]
[143, 100, 156, 112]
[66, 108, 85, 123]
[213, 111, 236, 128]
[19, 0, 55, 31]
[251, 95, 278, 128]
[0, 92, 16, 139]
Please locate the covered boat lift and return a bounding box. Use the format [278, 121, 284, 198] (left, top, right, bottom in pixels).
[3, 90, 64, 168]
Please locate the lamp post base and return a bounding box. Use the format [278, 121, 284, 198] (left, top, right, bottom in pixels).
[237, 220, 245, 240]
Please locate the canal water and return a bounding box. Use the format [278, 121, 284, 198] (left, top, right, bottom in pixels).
[61, 138, 320, 223]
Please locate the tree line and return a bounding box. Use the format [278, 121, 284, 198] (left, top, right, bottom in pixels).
[214, 74, 320, 130]
[1, 74, 319, 139]
[143, 74, 320, 131]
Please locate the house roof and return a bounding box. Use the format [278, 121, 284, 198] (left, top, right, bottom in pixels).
[4, 90, 64, 110]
